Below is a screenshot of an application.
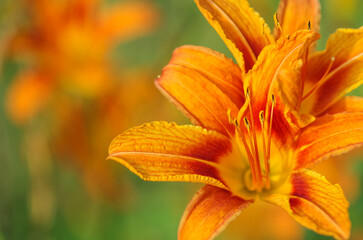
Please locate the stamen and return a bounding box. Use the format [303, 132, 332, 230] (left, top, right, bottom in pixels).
[302, 57, 335, 101]
[266, 94, 276, 189]
[245, 88, 256, 157]
[243, 117, 259, 187]
[245, 88, 263, 188]
[245, 117, 264, 190]
[274, 13, 286, 39]
[228, 108, 257, 190]
[259, 111, 268, 185]
[234, 119, 239, 128]
[235, 121, 257, 189]
[308, 21, 311, 30]
[272, 94, 276, 107]
[243, 117, 250, 129]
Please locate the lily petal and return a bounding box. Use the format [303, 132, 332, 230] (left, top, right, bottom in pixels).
[239, 30, 319, 145]
[265, 169, 350, 240]
[156, 47, 242, 136]
[274, 0, 321, 39]
[295, 112, 363, 169]
[108, 121, 232, 189]
[303, 28, 363, 116]
[323, 96, 363, 114]
[246, 30, 319, 112]
[179, 185, 252, 240]
[195, 0, 274, 71]
[277, 60, 303, 111]
[166, 45, 244, 105]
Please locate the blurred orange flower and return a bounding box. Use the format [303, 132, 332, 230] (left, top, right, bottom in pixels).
[108, 0, 363, 239]
[4, 0, 159, 201]
[6, 0, 158, 124]
[52, 72, 161, 200]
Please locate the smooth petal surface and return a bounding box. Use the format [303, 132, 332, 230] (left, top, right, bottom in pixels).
[98, 1, 158, 42]
[295, 112, 363, 169]
[156, 47, 242, 136]
[166, 45, 244, 105]
[303, 28, 363, 116]
[274, 0, 321, 39]
[108, 121, 232, 188]
[323, 96, 363, 114]
[5, 71, 53, 124]
[277, 61, 303, 111]
[265, 170, 350, 240]
[179, 185, 252, 240]
[195, 0, 274, 70]
[246, 30, 319, 112]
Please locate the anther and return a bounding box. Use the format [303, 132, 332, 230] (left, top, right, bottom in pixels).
[274, 13, 281, 29]
[308, 21, 311, 30]
[227, 109, 234, 125]
[243, 117, 250, 129]
[274, 13, 286, 39]
[246, 87, 250, 99]
[271, 94, 276, 107]
[259, 111, 264, 124]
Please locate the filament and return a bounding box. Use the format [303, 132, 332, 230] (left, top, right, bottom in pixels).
[265, 94, 276, 189]
[302, 57, 335, 101]
[259, 110, 269, 187]
[246, 88, 263, 189]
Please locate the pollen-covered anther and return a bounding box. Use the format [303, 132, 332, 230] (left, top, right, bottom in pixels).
[271, 93, 276, 107]
[259, 111, 264, 125]
[245, 86, 251, 99]
[243, 117, 250, 129]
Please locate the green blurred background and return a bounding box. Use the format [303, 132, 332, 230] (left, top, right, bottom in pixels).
[0, 0, 362, 239]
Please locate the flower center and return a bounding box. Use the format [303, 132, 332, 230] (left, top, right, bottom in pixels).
[227, 88, 291, 198]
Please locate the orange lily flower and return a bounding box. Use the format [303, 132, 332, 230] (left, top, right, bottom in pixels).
[108, 0, 363, 239]
[5, 0, 158, 124]
[4, 0, 159, 201]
